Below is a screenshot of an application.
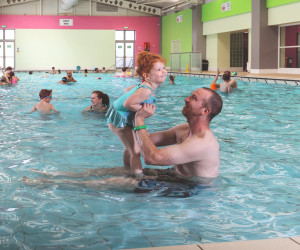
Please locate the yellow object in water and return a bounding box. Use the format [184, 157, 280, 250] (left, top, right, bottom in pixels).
[186, 64, 190, 73]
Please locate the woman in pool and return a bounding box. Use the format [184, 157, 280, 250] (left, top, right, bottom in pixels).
[106, 51, 167, 179]
[83, 90, 110, 113]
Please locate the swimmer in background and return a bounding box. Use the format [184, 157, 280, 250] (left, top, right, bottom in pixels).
[82, 91, 110, 113]
[27, 89, 60, 115]
[83, 69, 88, 76]
[94, 68, 100, 73]
[24, 88, 223, 191]
[210, 69, 237, 93]
[101, 67, 107, 73]
[0, 76, 6, 85]
[169, 75, 175, 84]
[50, 67, 56, 74]
[4, 66, 12, 83]
[10, 72, 19, 84]
[106, 51, 167, 178]
[66, 70, 77, 82]
[57, 69, 61, 74]
[114, 67, 128, 77]
[58, 77, 68, 84]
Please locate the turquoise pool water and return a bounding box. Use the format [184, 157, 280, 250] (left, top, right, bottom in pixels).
[0, 72, 299, 249]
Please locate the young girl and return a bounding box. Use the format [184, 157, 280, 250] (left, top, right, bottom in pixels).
[83, 90, 109, 113]
[106, 51, 167, 178]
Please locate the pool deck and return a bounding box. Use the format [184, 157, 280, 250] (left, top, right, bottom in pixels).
[170, 71, 300, 85]
[124, 236, 300, 250]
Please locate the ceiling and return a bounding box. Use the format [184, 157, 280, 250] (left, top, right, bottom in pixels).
[126, 0, 204, 15]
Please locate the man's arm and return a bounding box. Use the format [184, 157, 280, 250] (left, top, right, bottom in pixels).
[135, 104, 201, 166]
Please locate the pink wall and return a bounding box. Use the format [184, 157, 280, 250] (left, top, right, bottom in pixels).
[0, 15, 160, 58]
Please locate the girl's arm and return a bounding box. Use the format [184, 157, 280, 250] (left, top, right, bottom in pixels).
[123, 88, 152, 112]
[212, 69, 220, 88]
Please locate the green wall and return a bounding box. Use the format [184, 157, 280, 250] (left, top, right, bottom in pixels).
[202, 0, 251, 22]
[267, 0, 299, 8]
[162, 9, 192, 67]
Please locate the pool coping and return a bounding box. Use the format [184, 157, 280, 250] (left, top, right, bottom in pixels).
[123, 236, 300, 250]
[169, 72, 300, 86]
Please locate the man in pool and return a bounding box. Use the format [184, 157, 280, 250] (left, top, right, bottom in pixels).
[210, 68, 237, 93]
[23, 87, 223, 190]
[66, 70, 77, 82]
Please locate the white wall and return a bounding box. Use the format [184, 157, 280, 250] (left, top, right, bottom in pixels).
[268, 2, 300, 26]
[203, 13, 251, 36]
[16, 29, 115, 70]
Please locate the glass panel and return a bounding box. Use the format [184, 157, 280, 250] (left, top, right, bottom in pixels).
[115, 31, 124, 41]
[0, 42, 3, 56]
[116, 57, 124, 68]
[125, 43, 134, 57]
[5, 57, 14, 68]
[5, 42, 14, 57]
[125, 31, 135, 41]
[280, 25, 300, 47]
[5, 30, 15, 40]
[279, 47, 300, 68]
[116, 43, 124, 57]
[125, 58, 133, 67]
[0, 30, 3, 40]
[0, 57, 3, 68]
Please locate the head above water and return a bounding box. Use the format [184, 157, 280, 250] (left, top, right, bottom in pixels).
[183, 87, 222, 122]
[200, 87, 223, 122]
[223, 71, 231, 81]
[169, 75, 175, 81]
[62, 77, 67, 82]
[136, 51, 166, 78]
[1, 76, 6, 82]
[39, 89, 52, 99]
[6, 66, 12, 72]
[92, 90, 110, 109]
[67, 70, 72, 77]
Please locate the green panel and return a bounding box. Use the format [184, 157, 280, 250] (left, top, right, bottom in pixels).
[161, 9, 192, 67]
[202, 0, 251, 22]
[267, 0, 300, 8]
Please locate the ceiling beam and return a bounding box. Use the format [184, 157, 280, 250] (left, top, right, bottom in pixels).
[94, 0, 161, 16]
[0, 0, 38, 7]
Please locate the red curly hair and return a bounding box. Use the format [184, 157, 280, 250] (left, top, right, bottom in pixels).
[136, 51, 166, 79]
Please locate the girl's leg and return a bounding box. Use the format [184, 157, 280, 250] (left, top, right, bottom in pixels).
[108, 124, 142, 177]
[30, 167, 126, 178]
[22, 176, 138, 191]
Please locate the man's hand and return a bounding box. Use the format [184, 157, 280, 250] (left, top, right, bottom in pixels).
[135, 103, 156, 126]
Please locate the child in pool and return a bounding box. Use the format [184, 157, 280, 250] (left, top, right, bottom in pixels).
[83, 90, 110, 113]
[10, 72, 19, 84]
[106, 51, 167, 179]
[169, 75, 175, 84]
[27, 89, 60, 115]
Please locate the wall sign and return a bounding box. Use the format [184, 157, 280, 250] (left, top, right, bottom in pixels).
[222, 1, 231, 12]
[176, 15, 183, 23]
[59, 19, 73, 26]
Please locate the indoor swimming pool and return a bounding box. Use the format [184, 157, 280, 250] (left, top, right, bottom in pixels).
[0, 72, 299, 249]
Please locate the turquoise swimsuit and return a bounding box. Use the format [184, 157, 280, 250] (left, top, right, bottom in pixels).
[106, 84, 155, 129]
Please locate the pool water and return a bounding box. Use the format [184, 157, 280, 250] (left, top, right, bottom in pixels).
[0, 73, 299, 249]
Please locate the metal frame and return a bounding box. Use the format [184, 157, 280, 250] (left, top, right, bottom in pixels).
[170, 51, 202, 73]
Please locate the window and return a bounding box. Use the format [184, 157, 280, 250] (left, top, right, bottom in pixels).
[279, 24, 300, 68]
[115, 30, 135, 69]
[0, 29, 15, 69]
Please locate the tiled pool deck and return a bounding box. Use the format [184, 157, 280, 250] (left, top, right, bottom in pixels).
[125, 71, 300, 250]
[124, 236, 300, 250]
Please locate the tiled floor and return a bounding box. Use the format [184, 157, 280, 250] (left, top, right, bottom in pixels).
[123, 236, 300, 250]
